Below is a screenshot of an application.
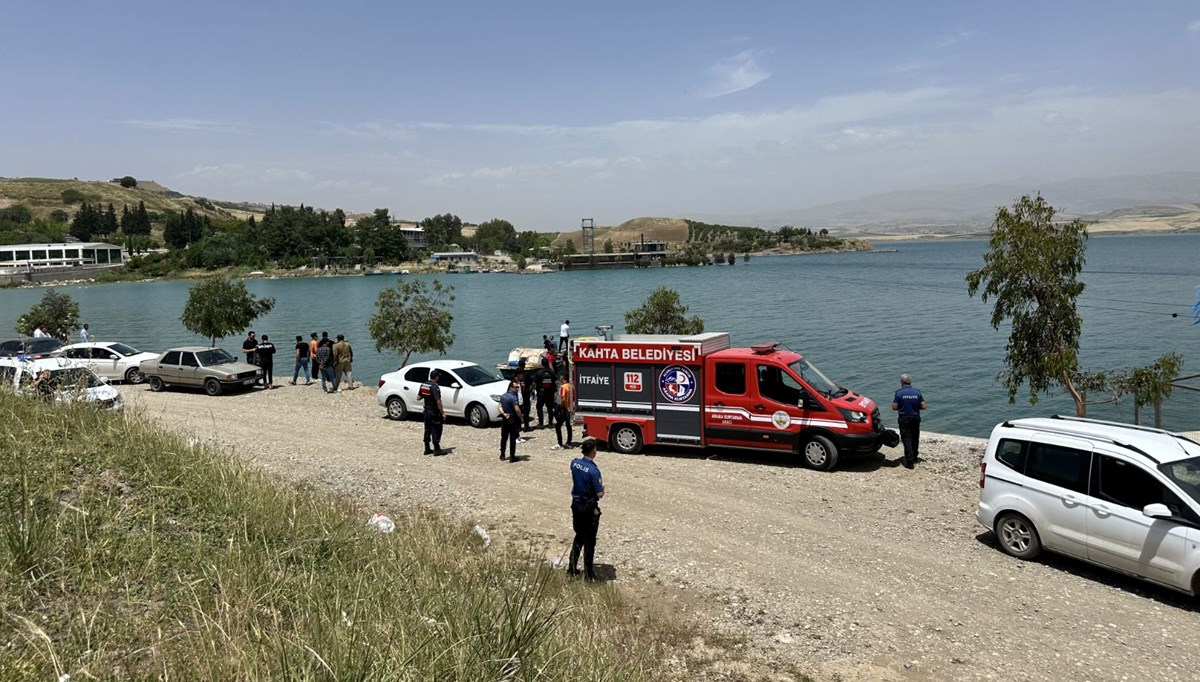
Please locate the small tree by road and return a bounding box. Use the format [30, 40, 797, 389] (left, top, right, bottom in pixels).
[966, 194, 1090, 414]
[181, 277, 276, 346]
[16, 288, 79, 340]
[368, 279, 455, 366]
[624, 286, 704, 335]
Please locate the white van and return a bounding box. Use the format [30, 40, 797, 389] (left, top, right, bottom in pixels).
[0, 357, 123, 411]
[977, 416, 1200, 595]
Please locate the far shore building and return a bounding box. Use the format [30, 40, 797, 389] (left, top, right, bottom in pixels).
[0, 242, 125, 274]
[398, 226, 428, 250]
[429, 250, 479, 263]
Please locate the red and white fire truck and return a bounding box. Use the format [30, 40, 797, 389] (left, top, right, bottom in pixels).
[571, 331, 898, 470]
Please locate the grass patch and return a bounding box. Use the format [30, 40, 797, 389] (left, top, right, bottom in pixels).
[0, 394, 689, 680]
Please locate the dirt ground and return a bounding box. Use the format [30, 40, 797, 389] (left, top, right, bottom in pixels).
[118, 382, 1200, 681]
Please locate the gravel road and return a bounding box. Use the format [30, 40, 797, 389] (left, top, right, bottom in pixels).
[118, 382, 1199, 681]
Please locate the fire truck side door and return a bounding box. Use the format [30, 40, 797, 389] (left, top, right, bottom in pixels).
[704, 360, 760, 447]
[750, 363, 813, 449]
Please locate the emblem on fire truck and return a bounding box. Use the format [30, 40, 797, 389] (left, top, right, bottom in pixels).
[658, 365, 696, 403]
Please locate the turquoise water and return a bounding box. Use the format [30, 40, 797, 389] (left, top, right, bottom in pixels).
[2, 234, 1197, 437]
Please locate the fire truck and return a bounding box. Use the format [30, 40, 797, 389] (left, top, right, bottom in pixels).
[571, 331, 898, 470]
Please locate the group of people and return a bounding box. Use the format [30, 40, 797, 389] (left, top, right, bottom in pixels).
[240, 330, 355, 394]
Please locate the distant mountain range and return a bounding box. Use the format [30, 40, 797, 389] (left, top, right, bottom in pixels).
[688, 171, 1200, 235]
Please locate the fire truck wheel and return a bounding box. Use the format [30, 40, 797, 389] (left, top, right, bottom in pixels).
[801, 435, 839, 471]
[610, 424, 644, 454]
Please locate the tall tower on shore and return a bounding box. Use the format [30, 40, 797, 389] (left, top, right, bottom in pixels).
[581, 218, 595, 254]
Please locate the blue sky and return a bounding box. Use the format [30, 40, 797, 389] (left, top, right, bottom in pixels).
[1, 1, 1198, 229]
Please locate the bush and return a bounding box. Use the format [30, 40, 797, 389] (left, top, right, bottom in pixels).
[0, 204, 32, 224]
[119, 175, 137, 188]
[49, 209, 69, 223]
[61, 189, 86, 204]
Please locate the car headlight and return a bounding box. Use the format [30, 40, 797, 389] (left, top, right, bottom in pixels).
[837, 407, 867, 423]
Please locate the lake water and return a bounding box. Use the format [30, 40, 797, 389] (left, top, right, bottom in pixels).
[2, 234, 1197, 437]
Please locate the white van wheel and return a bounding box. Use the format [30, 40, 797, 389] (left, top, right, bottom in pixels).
[996, 513, 1042, 560]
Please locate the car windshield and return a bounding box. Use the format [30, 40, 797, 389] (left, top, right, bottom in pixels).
[50, 368, 103, 389]
[108, 342, 141, 357]
[1160, 457, 1200, 508]
[453, 364, 504, 386]
[789, 358, 844, 398]
[196, 349, 236, 366]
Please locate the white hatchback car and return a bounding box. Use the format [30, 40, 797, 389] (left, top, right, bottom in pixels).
[377, 360, 508, 428]
[0, 357, 123, 411]
[978, 416, 1200, 595]
[54, 341, 159, 384]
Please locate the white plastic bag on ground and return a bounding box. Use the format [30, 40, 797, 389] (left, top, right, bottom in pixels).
[367, 513, 395, 533]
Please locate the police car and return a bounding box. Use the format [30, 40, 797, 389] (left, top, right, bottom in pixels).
[377, 359, 509, 427]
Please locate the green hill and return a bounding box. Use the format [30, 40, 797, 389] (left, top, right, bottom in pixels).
[0, 177, 264, 223]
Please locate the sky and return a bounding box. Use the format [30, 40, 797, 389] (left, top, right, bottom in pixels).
[1, 1, 1198, 230]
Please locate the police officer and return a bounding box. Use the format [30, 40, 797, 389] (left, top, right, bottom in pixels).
[420, 368, 446, 455]
[519, 368, 537, 432]
[498, 380, 522, 462]
[891, 373, 927, 469]
[568, 438, 604, 582]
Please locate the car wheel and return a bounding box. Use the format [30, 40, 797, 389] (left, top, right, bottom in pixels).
[148, 375, 164, 392]
[467, 402, 489, 428]
[204, 378, 223, 397]
[386, 396, 407, 420]
[611, 424, 643, 454]
[801, 434, 839, 471]
[124, 367, 144, 384]
[995, 513, 1041, 560]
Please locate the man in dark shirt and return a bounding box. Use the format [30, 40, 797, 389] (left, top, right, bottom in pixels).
[536, 364, 556, 428]
[256, 334, 277, 387]
[420, 368, 446, 455]
[241, 331, 257, 368]
[519, 368, 537, 432]
[291, 335, 311, 385]
[498, 380, 522, 462]
[891, 373, 927, 469]
[315, 338, 335, 393]
[568, 438, 604, 582]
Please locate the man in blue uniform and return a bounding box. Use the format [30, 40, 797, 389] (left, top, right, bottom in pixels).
[498, 380, 522, 462]
[568, 439, 605, 582]
[420, 369, 446, 455]
[891, 373, 927, 469]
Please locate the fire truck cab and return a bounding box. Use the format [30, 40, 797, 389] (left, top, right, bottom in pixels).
[572, 332, 897, 470]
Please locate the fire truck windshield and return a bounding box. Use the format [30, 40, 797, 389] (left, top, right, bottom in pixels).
[790, 358, 844, 398]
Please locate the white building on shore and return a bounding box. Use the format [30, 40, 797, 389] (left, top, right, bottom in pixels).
[0, 242, 125, 273]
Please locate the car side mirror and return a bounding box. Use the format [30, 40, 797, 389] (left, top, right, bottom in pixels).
[450, 382, 461, 389]
[1142, 503, 1172, 519]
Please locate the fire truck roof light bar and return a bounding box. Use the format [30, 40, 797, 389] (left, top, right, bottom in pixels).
[750, 342, 782, 354]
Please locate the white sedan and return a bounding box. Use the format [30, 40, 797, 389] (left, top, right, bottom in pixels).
[377, 360, 508, 428]
[54, 341, 160, 384]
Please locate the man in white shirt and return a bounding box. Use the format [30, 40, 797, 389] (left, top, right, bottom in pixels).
[80, 323, 91, 343]
[33, 326, 47, 338]
[558, 320, 570, 353]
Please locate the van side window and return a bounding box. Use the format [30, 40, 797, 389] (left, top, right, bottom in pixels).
[714, 363, 745, 395]
[756, 365, 802, 406]
[995, 439, 1026, 472]
[1026, 442, 1090, 494]
[1094, 455, 1194, 520]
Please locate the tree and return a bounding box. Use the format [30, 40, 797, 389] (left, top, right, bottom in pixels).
[355, 208, 409, 263]
[99, 203, 118, 238]
[966, 194, 1090, 414]
[16, 288, 79, 340]
[70, 201, 100, 241]
[368, 278, 455, 366]
[726, 252, 736, 265]
[603, 238, 614, 253]
[473, 218, 518, 255]
[1113, 352, 1184, 427]
[624, 286, 705, 335]
[419, 213, 463, 250]
[181, 277, 276, 346]
[119, 176, 137, 188]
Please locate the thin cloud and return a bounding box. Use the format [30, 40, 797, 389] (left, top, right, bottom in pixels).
[931, 29, 975, 49]
[1188, 19, 1200, 36]
[120, 118, 246, 133]
[700, 49, 772, 98]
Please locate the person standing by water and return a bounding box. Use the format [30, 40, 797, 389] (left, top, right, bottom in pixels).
[891, 373, 927, 469]
[331, 334, 351, 392]
[256, 334, 277, 387]
[241, 331, 258, 382]
[552, 377, 574, 450]
[498, 380, 522, 462]
[536, 363, 556, 428]
[315, 336, 335, 393]
[308, 332, 320, 382]
[568, 438, 604, 582]
[80, 323, 91, 343]
[290, 335, 311, 385]
[420, 368, 446, 455]
[559, 320, 570, 353]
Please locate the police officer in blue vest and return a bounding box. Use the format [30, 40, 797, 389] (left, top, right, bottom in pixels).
[420, 369, 446, 456]
[891, 373, 927, 469]
[568, 438, 605, 582]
